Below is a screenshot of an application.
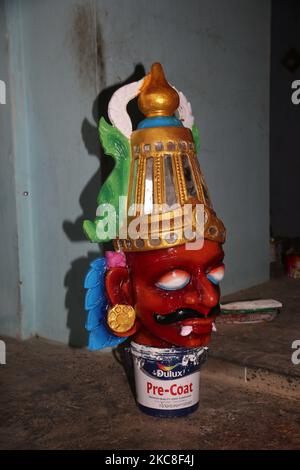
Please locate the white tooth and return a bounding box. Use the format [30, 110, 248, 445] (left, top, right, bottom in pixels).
[180, 326, 193, 336]
[212, 322, 217, 332]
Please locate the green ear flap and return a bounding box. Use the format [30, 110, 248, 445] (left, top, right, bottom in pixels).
[83, 118, 131, 243]
[83, 220, 99, 243]
[192, 124, 200, 154]
[97, 118, 131, 206]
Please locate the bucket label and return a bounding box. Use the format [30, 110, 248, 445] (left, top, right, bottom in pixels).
[133, 356, 201, 411]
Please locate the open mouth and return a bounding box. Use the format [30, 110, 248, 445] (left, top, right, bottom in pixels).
[153, 305, 220, 337]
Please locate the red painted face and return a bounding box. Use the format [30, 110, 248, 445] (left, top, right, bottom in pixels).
[125, 240, 224, 348]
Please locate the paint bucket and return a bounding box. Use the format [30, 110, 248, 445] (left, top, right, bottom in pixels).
[130, 341, 208, 417]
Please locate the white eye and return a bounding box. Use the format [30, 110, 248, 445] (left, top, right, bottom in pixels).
[156, 269, 190, 291]
[207, 264, 225, 285]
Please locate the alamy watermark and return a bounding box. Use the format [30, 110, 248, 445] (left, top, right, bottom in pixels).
[0, 79, 6, 105]
[0, 340, 6, 365]
[291, 80, 300, 105]
[95, 197, 205, 250]
[291, 339, 300, 365]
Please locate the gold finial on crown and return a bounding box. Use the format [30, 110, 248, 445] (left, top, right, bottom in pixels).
[138, 63, 180, 117]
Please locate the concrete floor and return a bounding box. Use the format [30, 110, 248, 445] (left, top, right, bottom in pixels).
[0, 277, 300, 450]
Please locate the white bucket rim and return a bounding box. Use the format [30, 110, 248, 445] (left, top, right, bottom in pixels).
[130, 341, 208, 361]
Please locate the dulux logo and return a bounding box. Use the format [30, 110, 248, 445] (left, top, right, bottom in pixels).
[153, 362, 184, 378]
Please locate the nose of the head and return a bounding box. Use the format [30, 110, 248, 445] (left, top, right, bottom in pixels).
[183, 292, 199, 305]
[183, 274, 219, 309]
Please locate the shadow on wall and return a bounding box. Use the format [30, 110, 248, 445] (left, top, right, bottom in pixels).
[65, 252, 97, 348]
[63, 64, 146, 348]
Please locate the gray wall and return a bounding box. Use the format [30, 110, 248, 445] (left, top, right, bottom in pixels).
[0, 0, 270, 344]
[270, 0, 300, 237]
[0, 2, 20, 337]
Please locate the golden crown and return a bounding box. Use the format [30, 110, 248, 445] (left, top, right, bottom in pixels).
[114, 63, 226, 252]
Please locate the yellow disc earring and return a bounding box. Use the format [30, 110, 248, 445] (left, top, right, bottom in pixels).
[107, 304, 136, 334]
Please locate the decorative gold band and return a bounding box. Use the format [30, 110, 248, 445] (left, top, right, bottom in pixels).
[114, 206, 226, 252]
